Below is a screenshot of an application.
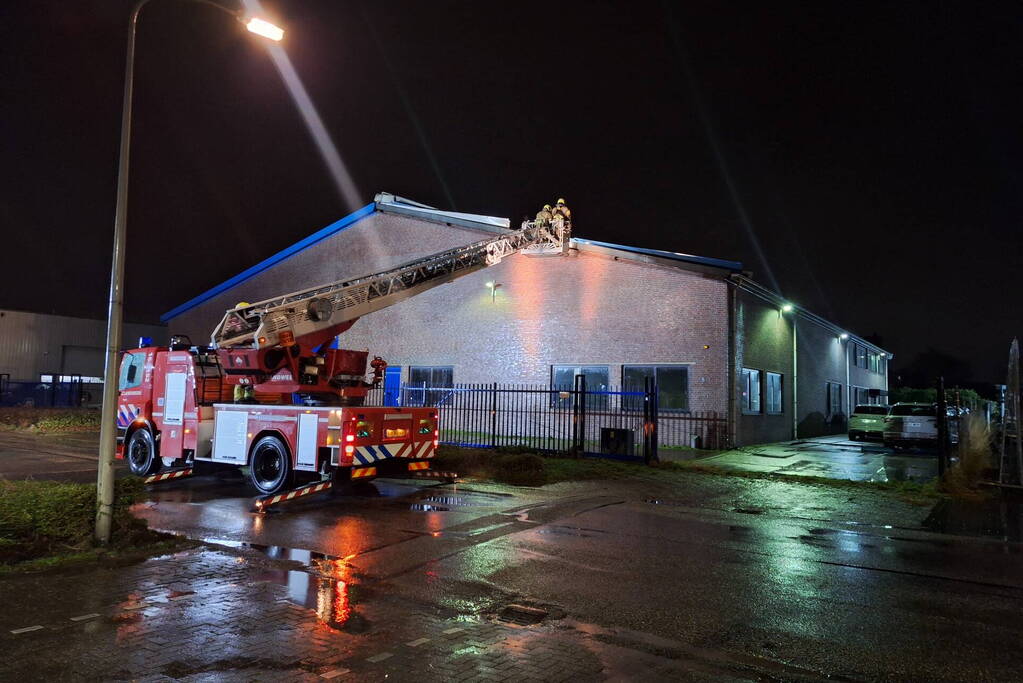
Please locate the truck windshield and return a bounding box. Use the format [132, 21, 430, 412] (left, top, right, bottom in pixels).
[118, 353, 145, 391]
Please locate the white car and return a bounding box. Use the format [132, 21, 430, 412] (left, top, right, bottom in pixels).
[883, 403, 937, 449]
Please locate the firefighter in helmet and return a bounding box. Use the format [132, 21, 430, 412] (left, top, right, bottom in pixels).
[553, 198, 571, 225]
[535, 203, 553, 228]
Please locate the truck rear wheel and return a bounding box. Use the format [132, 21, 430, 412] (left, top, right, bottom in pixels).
[126, 428, 160, 476]
[248, 435, 293, 495]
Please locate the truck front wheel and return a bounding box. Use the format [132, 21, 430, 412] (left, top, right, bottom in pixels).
[126, 428, 160, 476]
[248, 435, 293, 495]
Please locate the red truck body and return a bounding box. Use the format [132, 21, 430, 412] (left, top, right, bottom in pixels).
[115, 346, 437, 494]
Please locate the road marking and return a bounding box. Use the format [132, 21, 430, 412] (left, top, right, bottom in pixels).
[69, 613, 100, 622]
[406, 637, 431, 647]
[442, 627, 464, 634]
[10, 625, 44, 634]
[366, 652, 393, 663]
[320, 668, 350, 679]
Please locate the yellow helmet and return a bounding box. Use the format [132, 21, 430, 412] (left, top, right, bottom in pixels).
[556, 198, 566, 205]
[543, 204, 551, 210]
[235, 301, 251, 309]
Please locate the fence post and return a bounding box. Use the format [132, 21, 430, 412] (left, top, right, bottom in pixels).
[936, 376, 948, 477]
[572, 374, 587, 454]
[490, 382, 498, 449]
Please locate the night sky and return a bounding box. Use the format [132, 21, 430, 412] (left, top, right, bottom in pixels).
[3, 1, 1020, 383]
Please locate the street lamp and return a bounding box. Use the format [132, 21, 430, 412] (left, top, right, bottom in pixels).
[95, 0, 284, 543]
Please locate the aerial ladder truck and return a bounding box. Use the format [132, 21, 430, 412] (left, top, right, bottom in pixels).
[114, 214, 568, 506]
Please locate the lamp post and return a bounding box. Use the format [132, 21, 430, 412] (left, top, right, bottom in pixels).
[95, 0, 284, 543]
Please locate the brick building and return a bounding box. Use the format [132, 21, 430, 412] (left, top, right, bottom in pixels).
[164, 193, 890, 447]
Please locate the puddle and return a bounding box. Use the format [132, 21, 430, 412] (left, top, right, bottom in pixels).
[196, 540, 365, 628]
[253, 567, 355, 629]
[922, 496, 1023, 543]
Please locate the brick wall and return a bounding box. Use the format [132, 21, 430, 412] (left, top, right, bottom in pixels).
[341, 248, 731, 415]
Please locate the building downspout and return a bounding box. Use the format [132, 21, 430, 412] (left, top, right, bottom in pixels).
[727, 283, 738, 448]
[845, 339, 851, 411]
[792, 315, 798, 440]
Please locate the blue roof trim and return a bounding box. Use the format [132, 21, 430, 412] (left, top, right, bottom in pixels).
[161, 202, 376, 322]
[572, 237, 743, 272]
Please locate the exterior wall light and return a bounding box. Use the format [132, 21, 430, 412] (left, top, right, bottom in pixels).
[781, 303, 794, 313]
[839, 333, 849, 340]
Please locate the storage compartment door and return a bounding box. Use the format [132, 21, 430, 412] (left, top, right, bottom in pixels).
[295, 412, 319, 471]
[212, 410, 248, 463]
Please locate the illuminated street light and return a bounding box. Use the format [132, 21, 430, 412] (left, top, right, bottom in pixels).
[95, 0, 286, 544]
[246, 16, 284, 41]
[781, 303, 794, 313]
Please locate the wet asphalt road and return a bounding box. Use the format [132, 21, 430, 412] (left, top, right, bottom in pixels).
[4, 430, 1023, 680]
[128, 472, 1023, 681]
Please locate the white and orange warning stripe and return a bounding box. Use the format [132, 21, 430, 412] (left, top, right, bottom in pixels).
[143, 468, 193, 485]
[255, 480, 332, 511]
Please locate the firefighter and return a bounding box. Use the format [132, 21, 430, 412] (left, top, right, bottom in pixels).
[369, 356, 388, 385]
[553, 198, 572, 225]
[535, 204, 553, 227]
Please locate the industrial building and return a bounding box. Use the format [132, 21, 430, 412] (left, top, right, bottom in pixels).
[0, 309, 166, 406]
[164, 193, 890, 447]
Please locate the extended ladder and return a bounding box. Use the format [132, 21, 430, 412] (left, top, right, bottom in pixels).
[211, 219, 568, 349]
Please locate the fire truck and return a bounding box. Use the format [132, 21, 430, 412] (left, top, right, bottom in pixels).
[115, 214, 567, 503]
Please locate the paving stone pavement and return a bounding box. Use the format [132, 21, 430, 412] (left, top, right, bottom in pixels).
[0, 545, 740, 682]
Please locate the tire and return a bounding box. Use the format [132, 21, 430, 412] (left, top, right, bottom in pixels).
[126, 428, 160, 476]
[248, 434, 293, 495]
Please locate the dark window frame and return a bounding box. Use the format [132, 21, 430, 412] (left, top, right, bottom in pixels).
[765, 372, 783, 415]
[550, 364, 610, 409]
[407, 365, 454, 406]
[741, 368, 762, 415]
[826, 381, 843, 417]
[621, 364, 690, 413]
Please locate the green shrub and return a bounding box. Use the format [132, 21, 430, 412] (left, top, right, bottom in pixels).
[0, 408, 100, 432]
[0, 478, 147, 565]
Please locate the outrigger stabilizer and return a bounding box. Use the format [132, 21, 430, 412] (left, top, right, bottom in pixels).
[143, 467, 194, 485]
[252, 466, 460, 513]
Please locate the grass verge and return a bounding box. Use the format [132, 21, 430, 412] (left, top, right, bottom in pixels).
[435, 445, 943, 505]
[0, 407, 100, 432]
[0, 477, 188, 573]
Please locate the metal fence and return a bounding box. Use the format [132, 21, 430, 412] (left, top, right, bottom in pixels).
[365, 380, 726, 460]
[0, 376, 100, 408]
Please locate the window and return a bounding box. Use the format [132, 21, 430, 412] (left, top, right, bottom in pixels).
[118, 353, 145, 391]
[551, 365, 609, 409]
[852, 386, 870, 407]
[407, 366, 453, 406]
[741, 368, 761, 414]
[765, 372, 783, 414]
[41, 374, 105, 384]
[622, 365, 689, 412]
[827, 381, 843, 417]
[854, 344, 867, 369]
